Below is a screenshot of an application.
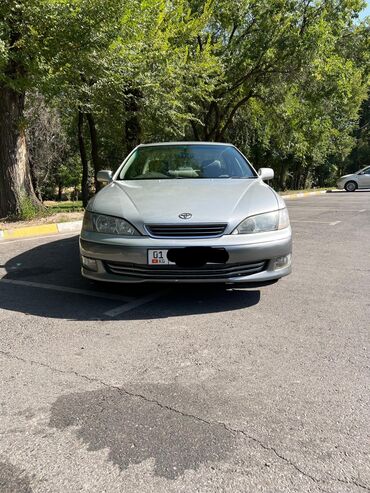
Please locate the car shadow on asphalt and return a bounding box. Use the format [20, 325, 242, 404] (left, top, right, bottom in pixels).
[0, 236, 261, 321]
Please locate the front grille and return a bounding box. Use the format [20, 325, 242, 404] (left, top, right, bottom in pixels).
[104, 260, 267, 280]
[146, 223, 227, 238]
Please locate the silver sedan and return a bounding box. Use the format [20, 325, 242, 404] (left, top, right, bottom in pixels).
[80, 142, 292, 284]
[336, 166, 370, 192]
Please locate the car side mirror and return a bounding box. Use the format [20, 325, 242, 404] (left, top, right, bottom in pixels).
[97, 170, 113, 183]
[258, 168, 274, 181]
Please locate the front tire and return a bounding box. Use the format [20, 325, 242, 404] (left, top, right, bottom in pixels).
[344, 181, 357, 192]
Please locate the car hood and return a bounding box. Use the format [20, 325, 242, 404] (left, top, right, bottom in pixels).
[338, 174, 355, 181]
[88, 178, 280, 233]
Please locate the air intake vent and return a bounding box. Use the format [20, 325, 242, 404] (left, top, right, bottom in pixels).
[146, 224, 227, 238]
[104, 260, 267, 280]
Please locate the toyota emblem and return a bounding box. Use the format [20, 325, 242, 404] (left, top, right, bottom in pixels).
[179, 213, 192, 220]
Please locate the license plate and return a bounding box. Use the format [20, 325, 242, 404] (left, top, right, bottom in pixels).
[147, 249, 175, 265]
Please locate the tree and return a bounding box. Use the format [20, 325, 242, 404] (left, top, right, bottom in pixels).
[0, 1, 43, 217]
[25, 92, 70, 201]
[40, 0, 219, 193]
[1, 0, 369, 215]
[188, 0, 369, 189]
[0, 0, 124, 216]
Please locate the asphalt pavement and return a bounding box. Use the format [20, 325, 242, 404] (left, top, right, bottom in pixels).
[0, 191, 369, 493]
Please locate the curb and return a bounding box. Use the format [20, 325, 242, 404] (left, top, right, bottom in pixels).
[281, 190, 329, 200]
[0, 220, 82, 241]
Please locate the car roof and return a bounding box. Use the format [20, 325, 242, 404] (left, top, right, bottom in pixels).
[137, 142, 234, 147]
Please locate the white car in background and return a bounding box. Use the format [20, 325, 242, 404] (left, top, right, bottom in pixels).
[337, 166, 370, 192]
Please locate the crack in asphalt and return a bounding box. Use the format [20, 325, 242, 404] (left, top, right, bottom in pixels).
[1, 349, 368, 492]
[335, 477, 370, 492]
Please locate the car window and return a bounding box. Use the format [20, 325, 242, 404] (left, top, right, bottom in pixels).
[119, 145, 256, 180]
[361, 167, 370, 175]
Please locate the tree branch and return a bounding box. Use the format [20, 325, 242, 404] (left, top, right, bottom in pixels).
[227, 23, 238, 47]
[190, 120, 200, 140]
[217, 91, 254, 140]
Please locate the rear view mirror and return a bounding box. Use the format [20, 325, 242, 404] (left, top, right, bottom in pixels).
[97, 170, 113, 183]
[258, 168, 274, 181]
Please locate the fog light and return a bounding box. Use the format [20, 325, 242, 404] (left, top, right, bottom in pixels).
[272, 254, 291, 271]
[82, 256, 98, 272]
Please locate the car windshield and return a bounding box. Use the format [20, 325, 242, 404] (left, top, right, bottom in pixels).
[119, 145, 257, 180]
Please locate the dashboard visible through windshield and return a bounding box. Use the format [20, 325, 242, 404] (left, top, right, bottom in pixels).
[119, 145, 257, 180]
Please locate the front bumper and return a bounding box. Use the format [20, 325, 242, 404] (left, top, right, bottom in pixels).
[79, 228, 292, 284]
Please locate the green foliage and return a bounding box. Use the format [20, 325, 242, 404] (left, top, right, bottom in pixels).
[187, 0, 369, 183]
[57, 160, 82, 189]
[343, 94, 370, 174]
[17, 195, 44, 221]
[1, 0, 369, 202]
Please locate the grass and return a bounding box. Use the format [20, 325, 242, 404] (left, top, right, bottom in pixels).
[0, 200, 84, 226]
[44, 200, 84, 213]
[0, 210, 84, 230]
[17, 196, 45, 221]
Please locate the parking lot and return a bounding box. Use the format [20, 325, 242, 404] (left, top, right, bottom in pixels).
[0, 191, 369, 493]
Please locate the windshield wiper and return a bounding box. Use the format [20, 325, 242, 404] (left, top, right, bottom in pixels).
[229, 176, 257, 179]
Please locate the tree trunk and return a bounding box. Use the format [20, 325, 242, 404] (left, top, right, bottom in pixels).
[301, 163, 311, 189]
[124, 88, 142, 154]
[85, 112, 103, 192]
[0, 85, 41, 218]
[278, 159, 290, 190]
[78, 110, 89, 208]
[57, 182, 63, 201]
[199, 101, 220, 141]
[294, 166, 301, 190]
[190, 120, 200, 141]
[28, 154, 43, 202]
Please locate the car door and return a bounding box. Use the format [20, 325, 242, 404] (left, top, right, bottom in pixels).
[357, 166, 370, 188]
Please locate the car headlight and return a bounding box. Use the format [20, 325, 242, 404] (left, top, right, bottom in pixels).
[232, 208, 290, 234]
[82, 211, 140, 236]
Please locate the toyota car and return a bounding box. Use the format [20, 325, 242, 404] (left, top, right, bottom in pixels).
[80, 142, 292, 283]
